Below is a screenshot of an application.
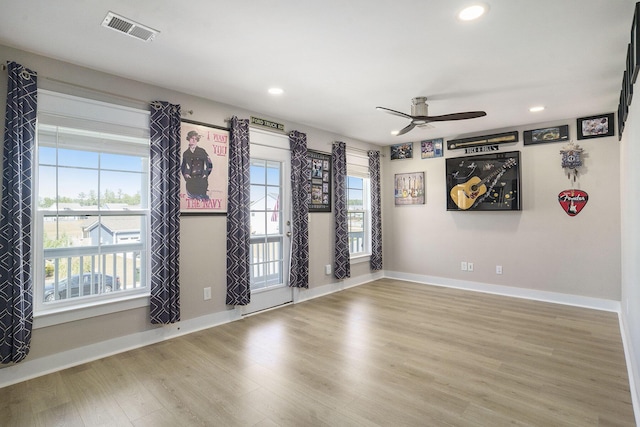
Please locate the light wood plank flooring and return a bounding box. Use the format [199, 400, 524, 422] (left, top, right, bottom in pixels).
[0, 279, 635, 426]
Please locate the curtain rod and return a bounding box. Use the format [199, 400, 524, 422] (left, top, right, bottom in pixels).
[330, 141, 385, 157]
[1, 63, 194, 116]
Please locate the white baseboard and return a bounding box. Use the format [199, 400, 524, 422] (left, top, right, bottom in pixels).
[619, 312, 640, 425]
[383, 270, 621, 312]
[294, 270, 384, 303]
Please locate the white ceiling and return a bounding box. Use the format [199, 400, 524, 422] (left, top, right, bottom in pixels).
[0, 0, 635, 145]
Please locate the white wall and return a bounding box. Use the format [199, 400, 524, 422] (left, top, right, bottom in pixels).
[382, 123, 621, 302]
[620, 93, 640, 417]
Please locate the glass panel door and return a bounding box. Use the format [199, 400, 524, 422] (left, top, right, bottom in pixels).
[244, 136, 292, 314]
[250, 158, 284, 290]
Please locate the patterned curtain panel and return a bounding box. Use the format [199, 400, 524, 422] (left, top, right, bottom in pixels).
[226, 116, 251, 305]
[0, 62, 37, 364]
[289, 131, 310, 288]
[149, 101, 181, 324]
[369, 150, 383, 271]
[332, 142, 350, 279]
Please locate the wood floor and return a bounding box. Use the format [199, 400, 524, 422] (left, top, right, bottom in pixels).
[0, 279, 635, 426]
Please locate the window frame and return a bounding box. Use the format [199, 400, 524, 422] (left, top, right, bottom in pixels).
[346, 151, 372, 262]
[33, 90, 151, 327]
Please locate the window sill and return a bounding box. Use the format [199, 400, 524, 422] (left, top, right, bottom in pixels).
[33, 292, 150, 329]
[350, 254, 371, 265]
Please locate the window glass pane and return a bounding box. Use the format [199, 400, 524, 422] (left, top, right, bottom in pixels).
[57, 167, 99, 205]
[266, 161, 280, 185]
[348, 176, 363, 189]
[250, 185, 266, 209]
[348, 189, 363, 210]
[101, 153, 145, 172]
[250, 162, 266, 185]
[43, 214, 145, 304]
[250, 212, 266, 235]
[348, 212, 365, 254]
[39, 146, 57, 165]
[57, 148, 99, 168]
[100, 170, 145, 208]
[266, 186, 280, 210]
[38, 165, 57, 207]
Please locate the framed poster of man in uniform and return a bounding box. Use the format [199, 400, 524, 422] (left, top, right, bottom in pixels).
[180, 119, 229, 214]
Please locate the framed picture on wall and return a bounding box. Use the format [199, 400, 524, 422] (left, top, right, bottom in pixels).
[445, 151, 521, 211]
[394, 172, 425, 205]
[523, 124, 569, 145]
[421, 138, 443, 158]
[576, 113, 615, 140]
[307, 150, 332, 212]
[180, 119, 230, 214]
[390, 142, 413, 160]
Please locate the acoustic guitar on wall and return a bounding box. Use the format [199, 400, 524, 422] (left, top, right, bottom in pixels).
[450, 158, 516, 210]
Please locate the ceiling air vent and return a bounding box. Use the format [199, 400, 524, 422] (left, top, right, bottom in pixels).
[102, 12, 159, 42]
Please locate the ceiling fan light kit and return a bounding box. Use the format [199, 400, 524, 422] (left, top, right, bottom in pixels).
[377, 97, 487, 136]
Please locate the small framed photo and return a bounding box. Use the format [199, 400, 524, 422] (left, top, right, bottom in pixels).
[390, 142, 413, 160]
[523, 125, 569, 145]
[577, 113, 615, 140]
[420, 138, 443, 159]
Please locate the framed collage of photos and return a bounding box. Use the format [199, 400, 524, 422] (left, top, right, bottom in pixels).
[180, 119, 230, 214]
[308, 150, 332, 212]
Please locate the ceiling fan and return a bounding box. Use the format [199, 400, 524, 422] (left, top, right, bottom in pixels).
[376, 97, 486, 136]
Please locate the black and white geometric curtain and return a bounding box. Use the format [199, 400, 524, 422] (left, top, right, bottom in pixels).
[369, 150, 383, 271]
[226, 116, 251, 306]
[149, 101, 181, 324]
[0, 62, 37, 363]
[332, 141, 350, 279]
[289, 131, 310, 288]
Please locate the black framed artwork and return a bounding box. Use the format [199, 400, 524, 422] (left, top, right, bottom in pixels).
[523, 125, 569, 145]
[576, 113, 615, 140]
[445, 151, 521, 211]
[307, 150, 332, 212]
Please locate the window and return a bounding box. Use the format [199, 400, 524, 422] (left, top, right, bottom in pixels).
[347, 152, 371, 258]
[34, 90, 150, 315]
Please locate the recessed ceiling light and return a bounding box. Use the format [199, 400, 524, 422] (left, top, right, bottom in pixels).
[268, 87, 284, 95]
[529, 106, 545, 112]
[391, 130, 400, 136]
[458, 4, 487, 21]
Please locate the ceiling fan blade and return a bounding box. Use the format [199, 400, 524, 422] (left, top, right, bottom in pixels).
[376, 106, 413, 120]
[425, 111, 487, 122]
[396, 122, 416, 136]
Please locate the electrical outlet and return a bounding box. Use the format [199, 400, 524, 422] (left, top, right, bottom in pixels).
[461, 261, 467, 271]
[203, 287, 212, 300]
[496, 265, 503, 275]
[325, 264, 332, 275]
[468, 262, 474, 272]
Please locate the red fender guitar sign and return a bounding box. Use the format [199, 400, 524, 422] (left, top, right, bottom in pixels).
[558, 189, 588, 216]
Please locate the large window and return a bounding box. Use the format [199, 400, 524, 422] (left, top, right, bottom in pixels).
[347, 152, 371, 258]
[34, 91, 150, 314]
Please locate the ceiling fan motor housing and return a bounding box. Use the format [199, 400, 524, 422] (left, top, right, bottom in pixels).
[411, 97, 429, 116]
